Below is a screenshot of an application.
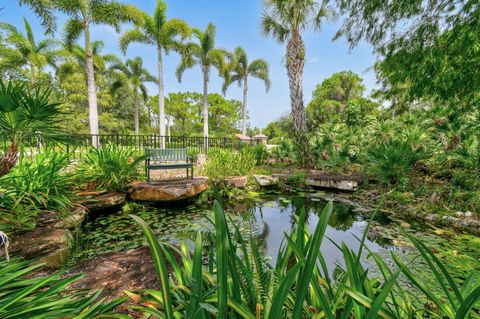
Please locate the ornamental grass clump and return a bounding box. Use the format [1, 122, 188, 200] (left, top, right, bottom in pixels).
[204, 147, 257, 178]
[131, 201, 480, 318]
[73, 144, 145, 192]
[0, 151, 73, 234]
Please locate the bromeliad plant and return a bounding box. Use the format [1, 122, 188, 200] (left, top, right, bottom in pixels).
[73, 144, 145, 192]
[130, 201, 480, 318]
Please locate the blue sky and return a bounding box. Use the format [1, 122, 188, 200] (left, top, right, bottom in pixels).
[3, 0, 378, 128]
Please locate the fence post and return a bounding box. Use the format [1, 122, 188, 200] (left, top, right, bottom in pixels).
[115, 133, 120, 146]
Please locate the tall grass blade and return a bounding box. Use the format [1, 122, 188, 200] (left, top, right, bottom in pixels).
[130, 214, 174, 319]
[291, 201, 333, 319]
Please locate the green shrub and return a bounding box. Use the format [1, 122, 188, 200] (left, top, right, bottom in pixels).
[450, 170, 479, 191]
[271, 139, 294, 164]
[448, 137, 480, 173]
[130, 201, 480, 318]
[0, 151, 72, 209]
[73, 144, 145, 192]
[366, 139, 428, 185]
[250, 144, 269, 166]
[0, 152, 73, 233]
[204, 148, 256, 178]
[0, 258, 126, 318]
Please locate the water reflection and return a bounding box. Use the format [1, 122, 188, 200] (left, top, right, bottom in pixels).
[80, 195, 397, 271]
[225, 195, 395, 270]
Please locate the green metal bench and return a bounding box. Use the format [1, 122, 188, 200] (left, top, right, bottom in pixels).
[145, 148, 194, 182]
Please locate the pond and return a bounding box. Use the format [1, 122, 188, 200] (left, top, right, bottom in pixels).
[75, 193, 480, 285]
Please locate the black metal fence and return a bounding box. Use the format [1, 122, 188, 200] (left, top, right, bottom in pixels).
[10, 133, 261, 161]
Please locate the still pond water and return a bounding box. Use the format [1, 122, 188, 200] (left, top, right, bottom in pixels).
[77, 193, 480, 282]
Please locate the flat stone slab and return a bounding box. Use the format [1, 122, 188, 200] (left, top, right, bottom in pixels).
[79, 192, 126, 211]
[306, 177, 359, 191]
[127, 178, 209, 202]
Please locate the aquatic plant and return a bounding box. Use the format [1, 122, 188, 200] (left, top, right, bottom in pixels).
[72, 144, 145, 192]
[131, 200, 480, 318]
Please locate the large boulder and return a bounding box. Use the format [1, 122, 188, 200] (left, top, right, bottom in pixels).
[221, 176, 248, 189]
[37, 207, 87, 230]
[127, 178, 209, 202]
[5, 228, 72, 269]
[254, 175, 279, 187]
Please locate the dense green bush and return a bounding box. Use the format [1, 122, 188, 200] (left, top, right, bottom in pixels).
[204, 148, 256, 178]
[73, 144, 145, 192]
[131, 201, 480, 318]
[0, 152, 73, 233]
[366, 139, 428, 185]
[448, 137, 480, 173]
[250, 144, 269, 166]
[271, 139, 294, 164]
[0, 258, 126, 318]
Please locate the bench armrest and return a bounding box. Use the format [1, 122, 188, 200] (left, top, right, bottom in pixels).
[187, 155, 195, 164]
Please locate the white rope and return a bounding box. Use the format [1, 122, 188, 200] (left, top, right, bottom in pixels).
[0, 231, 9, 261]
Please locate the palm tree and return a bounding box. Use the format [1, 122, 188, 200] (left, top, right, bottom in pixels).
[20, 0, 143, 146]
[0, 81, 64, 177]
[110, 57, 157, 136]
[176, 23, 225, 148]
[0, 18, 59, 84]
[119, 0, 190, 147]
[57, 41, 119, 83]
[223, 47, 270, 138]
[262, 0, 334, 166]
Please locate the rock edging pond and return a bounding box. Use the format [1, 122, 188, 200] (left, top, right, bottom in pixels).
[127, 178, 209, 202]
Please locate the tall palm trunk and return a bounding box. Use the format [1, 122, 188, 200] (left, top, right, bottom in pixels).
[133, 89, 139, 136]
[286, 29, 311, 167]
[0, 142, 18, 178]
[242, 77, 248, 138]
[157, 45, 166, 148]
[202, 66, 209, 150]
[84, 24, 100, 147]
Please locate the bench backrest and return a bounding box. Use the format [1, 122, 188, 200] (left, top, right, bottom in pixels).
[145, 148, 189, 161]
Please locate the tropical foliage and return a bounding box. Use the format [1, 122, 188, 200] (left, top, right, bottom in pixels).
[0, 81, 64, 177]
[120, 0, 190, 140]
[262, 0, 335, 167]
[130, 200, 480, 318]
[72, 144, 145, 192]
[0, 258, 127, 318]
[0, 151, 72, 234]
[176, 23, 225, 143]
[223, 47, 270, 137]
[204, 147, 257, 178]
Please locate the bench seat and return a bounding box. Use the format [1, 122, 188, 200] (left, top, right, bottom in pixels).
[145, 148, 194, 182]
